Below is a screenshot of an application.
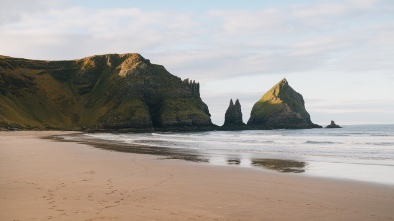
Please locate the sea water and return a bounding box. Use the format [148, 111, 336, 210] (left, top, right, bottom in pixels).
[72, 125, 394, 185]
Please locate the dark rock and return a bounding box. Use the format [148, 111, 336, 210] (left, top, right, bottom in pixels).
[223, 99, 245, 127]
[326, 120, 341, 128]
[247, 78, 321, 129]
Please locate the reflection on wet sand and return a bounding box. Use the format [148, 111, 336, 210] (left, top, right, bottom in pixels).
[252, 159, 306, 173]
[52, 134, 305, 173]
[227, 159, 241, 165]
[51, 134, 209, 163]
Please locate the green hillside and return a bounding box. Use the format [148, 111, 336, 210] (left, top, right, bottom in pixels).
[0, 54, 213, 130]
[247, 78, 321, 129]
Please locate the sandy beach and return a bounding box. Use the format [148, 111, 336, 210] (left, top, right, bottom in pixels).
[1, 131, 393, 221]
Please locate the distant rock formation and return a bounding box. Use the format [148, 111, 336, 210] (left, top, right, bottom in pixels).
[223, 99, 245, 127]
[326, 120, 341, 128]
[247, 78, 321, 129]
[0, 53, 214, 131]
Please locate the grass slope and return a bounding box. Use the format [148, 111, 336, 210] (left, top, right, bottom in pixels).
[248, 78, 314, 128]
[0, 54, 212, 130]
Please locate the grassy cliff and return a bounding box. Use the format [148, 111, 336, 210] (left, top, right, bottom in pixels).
[0, 54, 213, 130]
[247, 78, 320, 129]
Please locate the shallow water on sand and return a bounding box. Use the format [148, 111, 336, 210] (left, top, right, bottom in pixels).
[60, 125, 394, 185]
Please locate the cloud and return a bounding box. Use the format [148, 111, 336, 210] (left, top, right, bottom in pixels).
[1, 0, 393, 124]
[0, 5, 203, 60]
[1, 0, 393, 81]
[0, 0, 66, 25]
[209, 8, 285, 34]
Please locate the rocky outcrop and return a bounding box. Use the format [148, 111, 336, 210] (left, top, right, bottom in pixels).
[247, 78, 321, 129]
[326, 121, 341, 128]
[183, 78, 200, 96]
[0, 53, 214, 131]
[223, 99, 245, 127]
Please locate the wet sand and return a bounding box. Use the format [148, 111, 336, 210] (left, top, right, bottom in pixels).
[1, 131, 394, 220]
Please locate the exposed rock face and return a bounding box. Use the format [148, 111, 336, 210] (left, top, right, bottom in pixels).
[0, 53, 213, 130]
[326, 120, 341, 128]
[223, 99, 245, 127]
[247, 78, 321, 129]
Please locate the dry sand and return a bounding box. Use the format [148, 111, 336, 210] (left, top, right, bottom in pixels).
[1, 131, 393, 221]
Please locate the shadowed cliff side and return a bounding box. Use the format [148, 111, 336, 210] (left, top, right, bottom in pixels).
[222, 99, 246, 129]
[247, 78, 321, 129]
[0, 53, 214, 131]
[326, 120, 341, 128]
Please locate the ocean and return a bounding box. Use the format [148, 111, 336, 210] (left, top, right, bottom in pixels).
[62, 125, 394, 186]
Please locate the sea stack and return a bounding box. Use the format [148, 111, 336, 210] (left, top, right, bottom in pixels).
[326, 120, 341, 128]
[223, 99, 245, 127]
[247, 78, 321, 129]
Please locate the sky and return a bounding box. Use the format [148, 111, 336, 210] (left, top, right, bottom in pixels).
[1, 0, 393, 125]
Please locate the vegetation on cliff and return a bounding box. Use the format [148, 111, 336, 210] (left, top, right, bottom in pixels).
[247, 78, 321, 129]
[0, 53, 213, 130]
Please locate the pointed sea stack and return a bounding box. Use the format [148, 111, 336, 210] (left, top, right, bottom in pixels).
[247, 78, 321, 129]
[223, 99, 245, 127]
[326, 120, 341, 128]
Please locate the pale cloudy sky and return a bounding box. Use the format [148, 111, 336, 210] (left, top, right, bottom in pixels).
[1, 0, 393, 125]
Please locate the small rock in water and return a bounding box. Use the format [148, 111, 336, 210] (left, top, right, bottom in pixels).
[326, 120, 341, 128]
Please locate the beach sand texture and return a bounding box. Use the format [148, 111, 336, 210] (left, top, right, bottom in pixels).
[1, 131, 393, 220]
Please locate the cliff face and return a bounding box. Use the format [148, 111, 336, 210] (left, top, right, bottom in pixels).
[247, 78, 321, 129]
[0, 53, 213, 130]
[223, 99, 245, 127]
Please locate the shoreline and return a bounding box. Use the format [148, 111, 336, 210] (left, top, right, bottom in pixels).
[53, 131, 394, 186]
[1, 131, 394, 220]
